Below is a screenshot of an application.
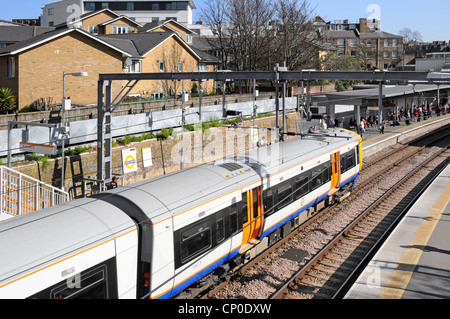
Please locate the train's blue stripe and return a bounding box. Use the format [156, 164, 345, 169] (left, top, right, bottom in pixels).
[155, 248, 241, 299]
[156, 172, 359, 299]
[261, 173, 359, 239]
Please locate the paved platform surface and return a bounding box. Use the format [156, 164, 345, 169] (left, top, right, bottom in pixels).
[345, 162, 450, 299]
[359, 114, 450, 157]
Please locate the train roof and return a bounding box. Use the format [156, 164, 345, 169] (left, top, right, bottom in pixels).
[104, 128, 359, 224]
[0, 197, 136, 284]
[0, 129, 359, 282]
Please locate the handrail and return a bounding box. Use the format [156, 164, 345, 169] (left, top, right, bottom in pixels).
[0, 166, 69, 218]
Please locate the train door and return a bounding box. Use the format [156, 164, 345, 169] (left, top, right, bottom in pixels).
[241, 186, 263, 250]
[330, 152, 341, 192]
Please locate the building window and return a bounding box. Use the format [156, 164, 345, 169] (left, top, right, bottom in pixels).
[384, 51, 389, 59]
[7, 57, 15, 78]
[366, 39, 372, 47]
[392, 51, 398, 59]
[152, 17, 159, 22]
[160, 61, 165, 72]
[113, 26, 131, 34]
[337, 39, 344, 47]
[384, 39, 389, 47]
[186, 34, 192, 43]
[152, 3, 159, 10]
[88, 25, 98, 35]
[127, 2, 134, 10]
[48, 8, 54, 16]
[196, 63, 207, 72]
[392, 39, 398, 47]
[350, 39, 357, 47]
[126, 60, 141, 73]
[177, 62, 183, 72]
[84, 2, 95, 11]
[101, 2, 109, 9]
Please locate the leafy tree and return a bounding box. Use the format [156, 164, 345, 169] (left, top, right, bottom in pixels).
[321, 52, 359, 91]
[0, 88, 16, 114]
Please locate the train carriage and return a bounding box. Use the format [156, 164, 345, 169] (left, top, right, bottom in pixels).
[0, 128, 362, 299]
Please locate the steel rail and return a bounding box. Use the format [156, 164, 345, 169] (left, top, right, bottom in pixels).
[271, 142, 450, 299]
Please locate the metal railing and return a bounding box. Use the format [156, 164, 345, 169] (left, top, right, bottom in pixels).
[0, 166, 68, 218]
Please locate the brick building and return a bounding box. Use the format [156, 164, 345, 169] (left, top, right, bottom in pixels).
[41, 0, 196, 27]
[0, 9, 218, 109]
[315, 17, 404, 71]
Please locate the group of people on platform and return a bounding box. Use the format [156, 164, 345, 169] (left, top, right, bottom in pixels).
[355, 102, 450, 138]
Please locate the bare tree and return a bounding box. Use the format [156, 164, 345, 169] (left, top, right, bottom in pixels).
[201, 0, 319, 70]
[271, 0, 320, 70]
[200, 0, 319, 91]
[399, 27, 423, 44]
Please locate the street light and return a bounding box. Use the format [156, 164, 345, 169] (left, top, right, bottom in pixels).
[61, 71, 88, 191]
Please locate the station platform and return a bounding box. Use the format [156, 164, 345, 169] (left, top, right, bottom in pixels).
[344, 161, 450, 299]
[358, 113, 450, 158]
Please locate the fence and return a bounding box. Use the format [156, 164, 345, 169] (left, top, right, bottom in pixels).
[0, 166, 68, 218]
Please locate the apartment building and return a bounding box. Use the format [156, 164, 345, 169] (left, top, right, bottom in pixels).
[316, 17, 404, 71]
[41, 0, 196, 27]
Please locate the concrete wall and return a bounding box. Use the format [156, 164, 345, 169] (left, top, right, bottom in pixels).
[1, 96, 299, 157]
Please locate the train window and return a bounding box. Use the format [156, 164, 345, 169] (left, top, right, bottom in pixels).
[311, 165, 324, 190]
[252, 190, 259, 218]
[277, 181, 293, 210]
[295, 175, 309, 199]
[242, 193, 248, 224]
[27, 258, 118, 299]
[347, 152, 356, 170]
[229, 203, 240, 234]
[51, 266, 107, 299]
[215, 210, 225, 244]
[341, 151, 356, 173]
[263, 188, 274, 216]
[180, 219, 212, 264]
[323, 161, 332, 183]
[340, 154, 346, 173]
[356, 145, 360, 166]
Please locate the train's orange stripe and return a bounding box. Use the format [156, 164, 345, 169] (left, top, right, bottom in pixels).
[0, 228, 137, 291]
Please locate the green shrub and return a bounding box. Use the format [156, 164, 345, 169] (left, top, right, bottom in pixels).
[0, 88, 16, 114]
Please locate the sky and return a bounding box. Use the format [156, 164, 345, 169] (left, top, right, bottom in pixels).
[0, 0, 448, 42]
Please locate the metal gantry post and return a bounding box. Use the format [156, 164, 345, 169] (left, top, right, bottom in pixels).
[199, 80, 202, 122]
[275, 64, 280, 140]
[104, 82, 113, 184]
[97, 80, 105, 185]
[379, 82, 383, 126]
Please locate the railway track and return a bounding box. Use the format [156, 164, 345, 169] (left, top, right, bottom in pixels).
[272, 143, 450, 299]
[196, 127, 450, 300]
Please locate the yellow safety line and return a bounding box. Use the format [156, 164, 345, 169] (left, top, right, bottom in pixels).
[362, 115, 450, 145]
[378, 182, 450, 299]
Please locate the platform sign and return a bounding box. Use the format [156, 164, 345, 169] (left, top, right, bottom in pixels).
[142, 147, 153, 168]
[250, 128, 258, 145]
[20, 142, 57, 155]
[122, 148, 138, 174]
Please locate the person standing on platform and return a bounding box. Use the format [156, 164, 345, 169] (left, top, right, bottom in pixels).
[379, 119, 385, 134]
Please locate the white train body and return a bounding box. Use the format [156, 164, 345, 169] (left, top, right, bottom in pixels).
[0, 129, 362, 299]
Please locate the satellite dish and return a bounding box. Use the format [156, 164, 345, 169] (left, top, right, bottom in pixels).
[125, 57, 133, 67]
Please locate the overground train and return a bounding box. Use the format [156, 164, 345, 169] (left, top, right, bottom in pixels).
[0, 128, 362, 299]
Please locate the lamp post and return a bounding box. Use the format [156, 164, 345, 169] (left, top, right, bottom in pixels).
[61, 71, 88, 191]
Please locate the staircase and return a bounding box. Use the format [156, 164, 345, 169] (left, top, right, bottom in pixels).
[0, 166, 68, 221]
